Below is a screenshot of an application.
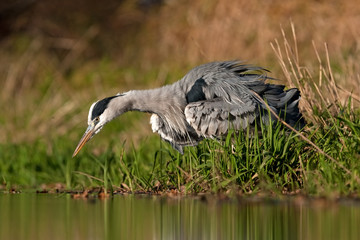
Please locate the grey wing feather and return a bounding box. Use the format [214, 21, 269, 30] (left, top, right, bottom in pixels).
[183, 61, 304, 136]
[183, 61, 268, 137]
[184, 61, 270, 106]
[184, 97, 258, 137]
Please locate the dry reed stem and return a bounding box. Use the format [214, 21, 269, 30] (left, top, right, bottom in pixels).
[337, 85, 360, 103]
[324, 43, 340, 103]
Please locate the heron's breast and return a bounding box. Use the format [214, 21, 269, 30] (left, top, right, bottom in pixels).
[150, 114, 162, 133]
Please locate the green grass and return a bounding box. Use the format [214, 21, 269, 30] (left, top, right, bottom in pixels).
[1, 102, 359, 197]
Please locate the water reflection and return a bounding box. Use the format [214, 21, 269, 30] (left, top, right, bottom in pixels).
[0, 193, 359, 240]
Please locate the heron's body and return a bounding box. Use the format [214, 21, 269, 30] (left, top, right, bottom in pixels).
[73, 61, 305, 156]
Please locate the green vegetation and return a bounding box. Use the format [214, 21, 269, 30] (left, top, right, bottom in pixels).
[0, 1, 359, 197]
[1, 100, 359, 196]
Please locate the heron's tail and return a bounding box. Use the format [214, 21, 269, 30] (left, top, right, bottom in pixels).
[262, 86, 305, 130]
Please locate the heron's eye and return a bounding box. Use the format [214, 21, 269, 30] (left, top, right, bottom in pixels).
[94, 116, 100, 122]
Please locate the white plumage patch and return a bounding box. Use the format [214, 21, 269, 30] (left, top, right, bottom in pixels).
[150, 114, 160, 133]
[150, 114, 174, 142]
[87, 102, 97, 125]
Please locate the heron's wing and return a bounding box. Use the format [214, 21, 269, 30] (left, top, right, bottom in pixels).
[184, 78, 304, 136]
[183, 61, 294, 137]
[184, 61, 273, 107]
[183, 61, 305, 137]
[184, 97, 262, 137]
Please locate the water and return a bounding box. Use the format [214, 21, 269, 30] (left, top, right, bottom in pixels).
[0, 193, 359, 240]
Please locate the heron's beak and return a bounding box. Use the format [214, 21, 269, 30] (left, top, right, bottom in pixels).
[72, 124, 95, 157]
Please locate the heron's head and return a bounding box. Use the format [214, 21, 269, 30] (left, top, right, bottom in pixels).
[72, 95, 119, 157]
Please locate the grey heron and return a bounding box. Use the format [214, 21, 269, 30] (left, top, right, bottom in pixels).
[73, 61, 304, 156]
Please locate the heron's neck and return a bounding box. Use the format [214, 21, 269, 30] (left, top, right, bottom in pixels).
[133, 85, 185, 112]
[109, 84, 185, 117]
[107, 84, 187, 133]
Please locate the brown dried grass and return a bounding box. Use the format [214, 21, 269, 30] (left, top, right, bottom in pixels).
[123, 0, 360, 67]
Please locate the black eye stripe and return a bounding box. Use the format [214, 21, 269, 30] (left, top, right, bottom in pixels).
[91, 96, 119, 120]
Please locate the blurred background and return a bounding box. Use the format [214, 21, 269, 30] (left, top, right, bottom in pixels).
[1, 0, 359, 151]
